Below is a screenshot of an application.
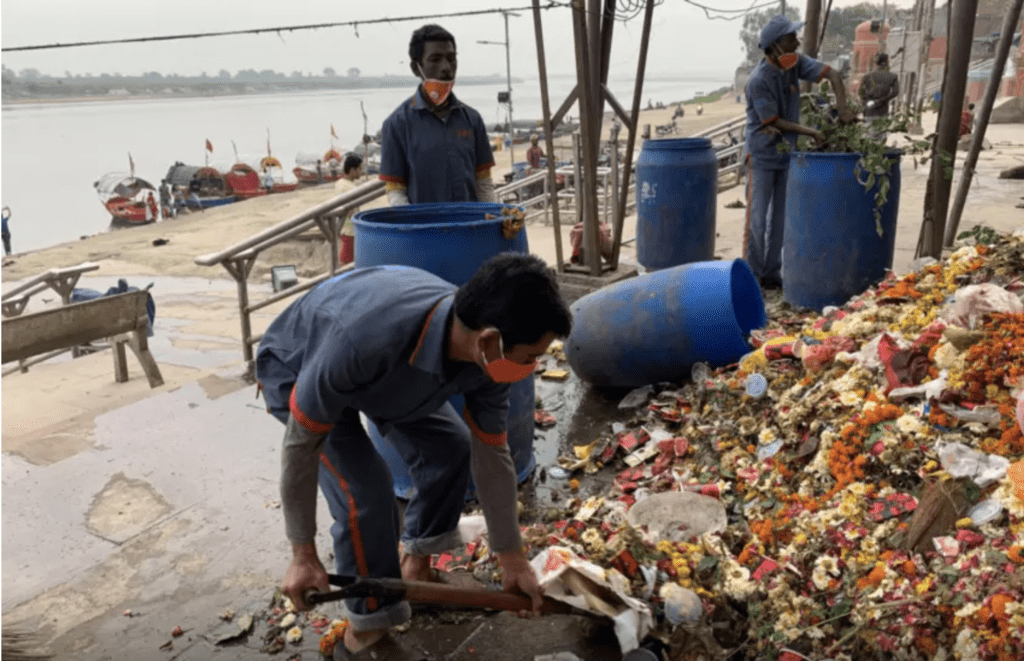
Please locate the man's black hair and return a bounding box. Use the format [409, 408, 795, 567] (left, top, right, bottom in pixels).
[343, 153, 363, 174]
[455, 252, 572, 347]
[876, 53, 889, 65]
[409, 24, 456, 64]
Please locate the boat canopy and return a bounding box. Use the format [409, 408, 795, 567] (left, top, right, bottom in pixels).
[164, 163, 226, 188]
[93, 173, 156, 201]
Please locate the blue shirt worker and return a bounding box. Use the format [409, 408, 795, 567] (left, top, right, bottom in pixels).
[743, 15, 855, 290]
[255, 253, 572, 660]
[379, 24, 497, 206]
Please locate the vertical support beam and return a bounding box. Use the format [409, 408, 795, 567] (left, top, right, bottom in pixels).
[921, 0, 978, 258]
[223, 256, 257, 368]
[945, 0, 1024, 246]
[504, 11, 516, 169]
[531, 0, 565, 272]
[572, 0, 601, 275]
[804, 0, 822, 59]
[916, 0, 936, 113]
[610, 0, 654, 269]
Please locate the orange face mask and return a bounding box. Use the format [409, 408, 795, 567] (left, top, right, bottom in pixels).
[423, 79, 454, 105]
[775, 52, 799, 70]
[480, 331, 536, 383]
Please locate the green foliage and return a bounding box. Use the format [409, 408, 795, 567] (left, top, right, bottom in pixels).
[780, 90, 931, 237]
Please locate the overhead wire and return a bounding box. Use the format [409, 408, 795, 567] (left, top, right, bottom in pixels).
[681, 0, 781, 21]
[1, 2, 571, 53]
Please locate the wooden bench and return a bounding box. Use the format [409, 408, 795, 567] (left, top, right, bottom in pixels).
[1, 290, 164, 388]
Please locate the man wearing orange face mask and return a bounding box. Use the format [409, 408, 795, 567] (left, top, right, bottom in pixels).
[380, 24, 498, 206]
[255, 253, 571, 660]
[743, 15, 856, 291]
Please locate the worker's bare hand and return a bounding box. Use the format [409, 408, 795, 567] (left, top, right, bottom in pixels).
[812, 130, 828, 147]
[837, 106, 857, 126]
[498, 550, 544, 617]
[283, 548, 330, 611]
[759, 125, 783, 137]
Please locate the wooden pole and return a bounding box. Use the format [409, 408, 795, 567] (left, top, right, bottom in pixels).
[944, 0, 1024, 246]
[922, 0, 979, 258]
[804, 0, 822, 58]
[610, 0, 655, 269]
[531, 0, 565, 272]
[915, 0, 936, 113]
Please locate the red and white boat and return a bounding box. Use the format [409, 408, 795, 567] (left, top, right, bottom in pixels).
[222, 162, 269, 199]
[293, 149, 346, 185]
[94, 173, 160, 225]
[258, 156, 300, 193]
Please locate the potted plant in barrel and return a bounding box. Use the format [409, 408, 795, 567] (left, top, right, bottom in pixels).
[777, 82, 933, 311]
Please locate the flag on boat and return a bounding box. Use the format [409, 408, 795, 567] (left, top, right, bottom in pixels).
[267, 132, 272, 157]
[206, 139, 214, 153]
[330, 124, 338, 139]
[128, 152, 135, 178]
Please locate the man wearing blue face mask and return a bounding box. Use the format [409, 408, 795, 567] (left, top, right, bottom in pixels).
[255, 253, 572, 660]
[379, 24, 498, 207]
[743, 15, 856, 291]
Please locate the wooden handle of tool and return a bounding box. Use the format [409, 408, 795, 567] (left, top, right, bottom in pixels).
[401, 579, 567, 614]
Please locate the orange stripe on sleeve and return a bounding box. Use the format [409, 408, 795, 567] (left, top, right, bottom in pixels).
[289, 386, 333, 435]
[463, 406, 507, 447]
[761, 115, 779, 126]
[816, 65, 831, 83]
[475, 161, 496, 174]
[379, 174, 406, 184]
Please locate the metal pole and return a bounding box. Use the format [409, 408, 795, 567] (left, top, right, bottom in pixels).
[610, 0, 654, 269]
[923, 0, 979, 258]
[573, 0, 601, 275]
[945, 0, 1024, 246]
[898, 26, 909, 112]
[916, 0, 936, 113]
[880, 0, 888, 53]
[531, 0, 564, 271]
[505, 11, 515, 169]
[804, 0, 822, 59]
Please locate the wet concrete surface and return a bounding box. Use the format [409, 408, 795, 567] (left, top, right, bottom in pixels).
[3, 274, 633, 660]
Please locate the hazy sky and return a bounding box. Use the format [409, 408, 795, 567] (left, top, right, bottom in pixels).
[1, 0, 915, 81]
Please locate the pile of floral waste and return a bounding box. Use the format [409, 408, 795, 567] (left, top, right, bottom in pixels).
[434, 231, 1024, 661]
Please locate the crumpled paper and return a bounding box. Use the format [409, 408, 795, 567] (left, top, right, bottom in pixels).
[530, 546, 653, 653]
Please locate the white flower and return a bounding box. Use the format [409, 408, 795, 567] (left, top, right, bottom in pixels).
[758, 427, 778, 444]
[805, 627, 826, 640]
[812, 567, 831, 590]
[953, 628, 980, 659]
[285, 626, 303, 643]
[954, 603, 981, 618]
[839, 390, 862, 406]
[816, 556, 840, 576]
[896, 414, 922, 435]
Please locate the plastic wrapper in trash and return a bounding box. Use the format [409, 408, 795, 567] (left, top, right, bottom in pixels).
[618, 385, 654, 409]
[936, 441, 1010, 487]
[888, 371, 948, 403]
[738, 335, 799, 372]
[530, 546, 653, 653]
[941, 284, 1024, 330]
[938, 403, 1003, 426]
[797, 335, 856, 372]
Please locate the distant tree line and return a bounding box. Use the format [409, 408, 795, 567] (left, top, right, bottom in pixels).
[0, 65, 513, 102]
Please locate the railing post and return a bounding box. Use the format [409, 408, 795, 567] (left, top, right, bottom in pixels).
[222, 256, 257, 377]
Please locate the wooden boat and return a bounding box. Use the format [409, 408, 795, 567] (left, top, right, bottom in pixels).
[222, 162, 269, 199]
[94, 173, 160, 225]
[258, 156, 300, 193]
[164, 163, 236, 211]
[293, 149, 346, 185]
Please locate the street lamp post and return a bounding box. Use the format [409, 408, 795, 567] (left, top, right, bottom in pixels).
[479, 11, 519, 168]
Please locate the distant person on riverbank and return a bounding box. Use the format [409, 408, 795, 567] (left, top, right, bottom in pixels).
[673, 104, 685, 120]
[526, 134, 545, 172]
[2, 206, 12, 256]
[159, 180, 174, 219]
[743, 14, 855, 290]
[334, 153, 364, 265]
[696, 102, 704, 116]
[380, 24, 496, 206]
[960, 103, 976, 137]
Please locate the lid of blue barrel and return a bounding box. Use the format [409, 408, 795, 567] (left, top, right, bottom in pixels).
[642, 137, 713, 151]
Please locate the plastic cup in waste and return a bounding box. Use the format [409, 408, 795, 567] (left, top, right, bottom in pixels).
[745, 373, 768, 399]
[547, 466, 570, 480]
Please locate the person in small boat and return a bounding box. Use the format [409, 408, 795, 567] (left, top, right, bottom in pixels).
[379, 24, 496, 205]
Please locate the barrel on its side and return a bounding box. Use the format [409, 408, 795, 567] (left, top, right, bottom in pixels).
[351, 203, 535, 498]
[783, 152, 901, 311]
[566, 259, 766, 389]
[636, 138, 718, 271]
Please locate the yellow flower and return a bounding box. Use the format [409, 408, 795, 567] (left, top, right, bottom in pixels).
[758, 428, 777, 444]
[839, 390, 862, 406]
[838, 501, 857, 518]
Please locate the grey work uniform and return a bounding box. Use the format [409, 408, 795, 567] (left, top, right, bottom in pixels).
[255, 266, 521, 631]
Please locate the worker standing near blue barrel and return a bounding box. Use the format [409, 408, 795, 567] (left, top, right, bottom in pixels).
[742, 15, 856, 291]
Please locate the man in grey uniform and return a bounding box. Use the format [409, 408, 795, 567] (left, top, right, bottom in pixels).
[255, 253, 572, 660]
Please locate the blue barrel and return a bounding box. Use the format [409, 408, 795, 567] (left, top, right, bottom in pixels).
[566, 259, 766, 388]
[350, 202, 535, 498]
[636, 138, 718, 271]
[783, 152, 901, 311]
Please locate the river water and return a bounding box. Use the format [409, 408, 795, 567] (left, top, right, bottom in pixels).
[0, 75, 728, 254]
